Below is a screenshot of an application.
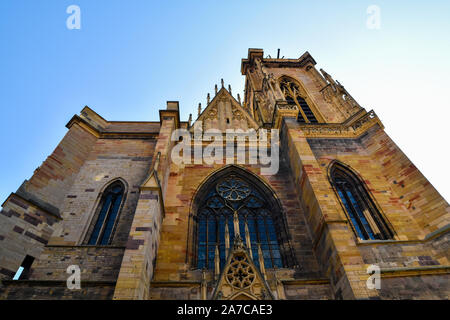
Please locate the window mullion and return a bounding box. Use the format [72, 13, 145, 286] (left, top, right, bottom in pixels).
[351, 187, 382, 239]
[341, 185, 370, 240]
[96, 195, 114, 245]
[263, 216, 275, 268]
[357, 185, 390, 239]
[293, 96, 310, 124]
[205, 216, 209, 268]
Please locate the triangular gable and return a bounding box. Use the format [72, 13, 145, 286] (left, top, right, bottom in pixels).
[190, 87, 259, 132]
[212, 236, 274, 300]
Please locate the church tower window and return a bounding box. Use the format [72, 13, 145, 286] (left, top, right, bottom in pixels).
[330, 163, 393, 240]
[279, 77, 318, 123]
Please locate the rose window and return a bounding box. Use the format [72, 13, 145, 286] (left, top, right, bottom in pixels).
[217, 178, 250, 201]
[226, 255, 255, 289]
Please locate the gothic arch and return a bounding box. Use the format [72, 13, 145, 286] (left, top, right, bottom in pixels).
[82, 177, 129, 245]
[277, 75, 325, 123]
[187, 165, 296, 269]
[327, 160, 395, 240]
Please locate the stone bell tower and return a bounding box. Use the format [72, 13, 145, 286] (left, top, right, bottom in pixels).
[237, 48, 449, 299]
[241, 48, 362, 127]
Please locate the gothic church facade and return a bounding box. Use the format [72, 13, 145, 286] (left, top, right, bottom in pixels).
[0, 49, 448, 300]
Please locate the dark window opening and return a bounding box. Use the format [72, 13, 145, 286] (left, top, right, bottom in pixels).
[331, 164, 393, 240]
[13, 255, 35, 280]
[279, 77, 319, 123]
[297, 96, 318, 123]
[88, 181, 125, 245]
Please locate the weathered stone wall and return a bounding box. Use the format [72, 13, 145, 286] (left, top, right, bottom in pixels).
[149, 285, 201, 300]
[0, 282, 115, 300]
[149, 140, 325, 299]
[22, 123, 98, 212]
[306, 125, 449, 269]
[359, 233, 449, 269]
[362, 126, 449, 234]
[0, 128, 157, 299]
[28, 246, 125, 281]
[0, 123, 97, 280]
[283, 283, 333, 300]
[114, 114, 176, 300]
[307, 126, 425, 241]
[50, 137, 156, 246]
[0, 195, 60, 279]
[280, 118, 377, 299]
[379, 274, 449, 299]
[156, 160, 322, 279]
[0, 246, 124, 299]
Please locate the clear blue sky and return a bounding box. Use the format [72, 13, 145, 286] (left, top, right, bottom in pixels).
[1, 0, 449, 202]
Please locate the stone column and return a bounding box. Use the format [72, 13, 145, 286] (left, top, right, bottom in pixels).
[113, 102, 179, 300]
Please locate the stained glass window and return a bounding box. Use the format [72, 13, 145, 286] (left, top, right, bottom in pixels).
[331, 164, 393, 240]
[88, 181, 124, 245]
[196, 175, 292, 270]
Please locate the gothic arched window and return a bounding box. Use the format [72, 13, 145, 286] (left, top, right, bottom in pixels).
[194, 174, 294, 270]
[330, 163, 393, 240]
[279, 77, 318, 123]
[87, 181, 125, 245]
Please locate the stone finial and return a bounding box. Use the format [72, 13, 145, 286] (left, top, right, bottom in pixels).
[214, 245, 220, 279]
[228, 84, 232, 95]
[201, 269, 207, 300]
[188, 113, 192, 126]
[237, 93, 241, 105]
[215, 84, 218, 95]
[198, 103, 202, 118]
[320, 68, 336, 87]
[221, 78, 224, 88]
[207, 93, 210, 105]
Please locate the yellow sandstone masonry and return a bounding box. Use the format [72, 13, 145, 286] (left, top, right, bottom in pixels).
[0, 49, 448, 300]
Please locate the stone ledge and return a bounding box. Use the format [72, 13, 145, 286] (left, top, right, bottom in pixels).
[150, 281, 201, 288]
[357, 224, 449, 246]
[1, 280, 116, 287]
[4, 188, 61, 219]
[281, 278, 330, 285]
[291, 109, 384, 139]
[380, 265, 450, 278]
[44, 245, 126, 249]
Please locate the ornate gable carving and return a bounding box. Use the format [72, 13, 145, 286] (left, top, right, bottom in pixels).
[212, 236, 273, 300]
[191, 88, 259, 132]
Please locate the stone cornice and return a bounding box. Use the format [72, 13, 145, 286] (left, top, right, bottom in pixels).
[357, 223, 449, 246]
[295, 110, 384, 138]
[44, 245, 126, 249]
[380, 265, 450, 278]
[241, 49, 317, 75]
[2, 190, 62, 220]
[150, 281, 202, 288]
[280, 278, 330, 285]
[66, 115, 160, 139]
[1, 280, 116, 287]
